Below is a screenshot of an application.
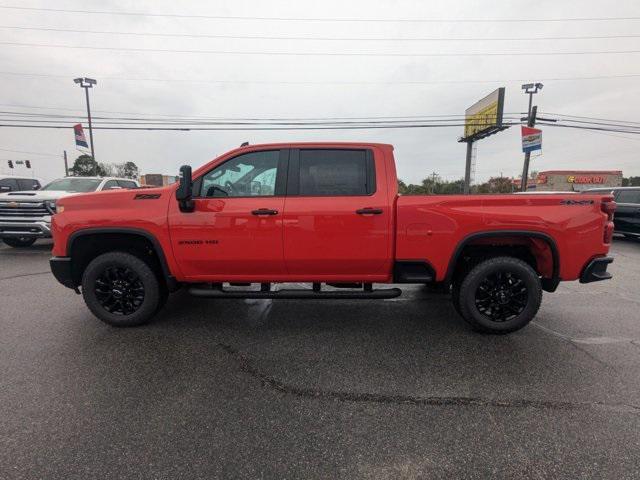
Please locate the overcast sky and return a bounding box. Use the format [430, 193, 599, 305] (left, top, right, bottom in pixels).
[0, 0, 639, 184]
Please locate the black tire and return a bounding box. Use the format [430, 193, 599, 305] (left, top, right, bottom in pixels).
[3, 237, 37, 248]
[457, 256, 542, 334]
[81, 251, 162, 327]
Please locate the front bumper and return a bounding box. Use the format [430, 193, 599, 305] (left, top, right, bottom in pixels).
[50, 257, 76, 289]
[580, 256, 613, 283]
[0, 219, 52, 238]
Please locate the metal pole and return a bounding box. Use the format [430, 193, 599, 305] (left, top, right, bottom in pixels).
[464, 140, 473, 194]
[84, 86, 96, 172]
[63, 150, 69, 176]
[520, 105, 538, 192]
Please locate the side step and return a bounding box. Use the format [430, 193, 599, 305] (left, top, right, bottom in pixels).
[188, 284, 402, 300]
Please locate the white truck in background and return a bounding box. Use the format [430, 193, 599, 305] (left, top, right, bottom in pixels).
[0, 176, 139, 248]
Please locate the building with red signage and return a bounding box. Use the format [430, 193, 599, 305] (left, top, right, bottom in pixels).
[534, 170, 623, 192]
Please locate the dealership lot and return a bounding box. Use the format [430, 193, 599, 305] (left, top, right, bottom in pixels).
[1, 239, 639, 479]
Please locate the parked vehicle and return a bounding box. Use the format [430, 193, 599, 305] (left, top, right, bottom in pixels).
[50, 143, 615, 333]
[583, 187, 640, 239]
[0, 175, 41, 193]
[0, 176, 139, 248]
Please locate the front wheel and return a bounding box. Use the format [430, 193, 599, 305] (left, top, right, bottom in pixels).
[457, 257, 542, 334]
[3, 237, 37, 248]
[81, 251, 162, 327]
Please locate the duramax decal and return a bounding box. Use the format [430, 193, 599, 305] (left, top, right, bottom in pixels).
[178, 239, 219, 245]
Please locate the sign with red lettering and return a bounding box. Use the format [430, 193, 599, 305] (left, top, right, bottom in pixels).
[567, 175, 606, 184]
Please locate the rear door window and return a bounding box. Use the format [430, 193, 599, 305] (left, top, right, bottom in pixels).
[296, 149, 374, 196]
[117, 180, 138, 189]
[616, 189, 640, 204]
[102, 180, 120, 190]
[17, 179, 39, 190]
[0, 178, 19, 192]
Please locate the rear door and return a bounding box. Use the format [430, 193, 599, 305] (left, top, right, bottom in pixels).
[614, 189, 640, 235]
[282, 147, 392, 279]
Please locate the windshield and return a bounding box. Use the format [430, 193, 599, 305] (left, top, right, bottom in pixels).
[41, 178, 102, 193]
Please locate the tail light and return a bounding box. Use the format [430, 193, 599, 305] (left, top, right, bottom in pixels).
[601, 199, 616, 244]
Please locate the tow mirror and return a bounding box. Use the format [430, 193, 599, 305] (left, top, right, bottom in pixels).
[176, 165, 195, 212]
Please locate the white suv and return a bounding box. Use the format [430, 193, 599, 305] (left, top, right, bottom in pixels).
[0, 176, 139, 248]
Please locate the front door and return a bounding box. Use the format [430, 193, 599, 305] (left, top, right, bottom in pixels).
[282, 148, 392, 280]
[168, 149, 288, 281]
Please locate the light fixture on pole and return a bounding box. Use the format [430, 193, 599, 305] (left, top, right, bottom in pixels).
[74, 77, 97, 173]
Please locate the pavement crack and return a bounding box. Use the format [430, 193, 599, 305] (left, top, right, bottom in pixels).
[218, 343, 638, 414]
[0, 271, 50, 282]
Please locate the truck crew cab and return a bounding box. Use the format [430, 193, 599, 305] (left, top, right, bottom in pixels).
[49, 143, 615, 334]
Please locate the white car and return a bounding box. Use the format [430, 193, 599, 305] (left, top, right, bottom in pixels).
[0, 176, 139, 248]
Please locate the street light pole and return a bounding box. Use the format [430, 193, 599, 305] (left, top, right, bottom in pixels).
[74, 77, 97, 174]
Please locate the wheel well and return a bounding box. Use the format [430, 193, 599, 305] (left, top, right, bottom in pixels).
[449, 235, 556, 285]
[68, 233, 167, 289]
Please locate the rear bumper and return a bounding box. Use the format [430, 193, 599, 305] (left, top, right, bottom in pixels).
[0, 219, 52, 238]
[580, 256, 613, 283]
[50, 257, 75, 289]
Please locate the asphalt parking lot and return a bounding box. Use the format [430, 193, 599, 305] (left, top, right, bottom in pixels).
[1, 238, 639, 479]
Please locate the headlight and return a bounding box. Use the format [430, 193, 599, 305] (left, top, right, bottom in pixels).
[56, 205, 65, 214]
[45, 200, 56, 214]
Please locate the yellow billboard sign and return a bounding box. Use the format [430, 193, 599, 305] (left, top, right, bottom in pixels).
[463, 88, 505, 140]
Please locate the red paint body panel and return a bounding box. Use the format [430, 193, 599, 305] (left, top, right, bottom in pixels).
[52, 142, 612, 286]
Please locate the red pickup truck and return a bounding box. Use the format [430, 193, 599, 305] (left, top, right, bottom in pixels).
[50, 142, 615, 334]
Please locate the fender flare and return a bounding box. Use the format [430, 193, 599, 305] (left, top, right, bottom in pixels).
[444, 230, 560, 291]
[67, 227, 178, 290]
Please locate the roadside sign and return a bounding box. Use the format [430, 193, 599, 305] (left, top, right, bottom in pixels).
[521, 126, 542, 153]
[462, 87, 506, 141]
[74, 123, 89, 149]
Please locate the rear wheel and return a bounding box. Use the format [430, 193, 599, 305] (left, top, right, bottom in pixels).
[456, 256, 542, 334]
[3, 237, 37, 248]
[81, 251, 162, 327]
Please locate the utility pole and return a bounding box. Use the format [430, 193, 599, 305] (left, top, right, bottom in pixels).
[463, 140, 473, 194]
[430, 172, 439, 194]
[73, 77, 97, 174]
[63, 150, 69, 176]
[520, 83, 543, 192]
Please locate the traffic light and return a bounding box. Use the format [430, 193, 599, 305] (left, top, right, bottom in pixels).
[25, 160, 31, 169]
[7, 160, 13, 169]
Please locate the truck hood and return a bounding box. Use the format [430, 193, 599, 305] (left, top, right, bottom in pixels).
[0, 190, 77, 201]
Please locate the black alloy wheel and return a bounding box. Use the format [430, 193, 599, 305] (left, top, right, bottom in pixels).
[94, 266, 145, 316]
[456, 256, 542, 334]
[474, 271, 528, 323]
[82, 251, 163, 327]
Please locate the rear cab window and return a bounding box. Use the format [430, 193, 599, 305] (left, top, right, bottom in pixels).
[616, 189, 640, 204]
[290, 149, 375, 196]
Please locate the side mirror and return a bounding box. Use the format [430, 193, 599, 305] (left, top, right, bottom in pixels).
[176, 165, 195, 212]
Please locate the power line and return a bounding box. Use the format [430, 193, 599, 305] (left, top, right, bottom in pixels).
[541, 111, 640, 126]
[0, 122, 523, 131]
[1, 5, 638, 23]
[0, 147, 59, 157]
[3, 41, 640, 57]
[2, 71, 640, 86]
[2, 25, 640, 42]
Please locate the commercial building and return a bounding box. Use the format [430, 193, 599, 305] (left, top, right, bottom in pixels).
[139, 174, 179, 187]
[534, 170, 623, 192]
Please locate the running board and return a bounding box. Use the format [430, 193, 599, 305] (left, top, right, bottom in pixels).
[188, 285, 402, 300]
